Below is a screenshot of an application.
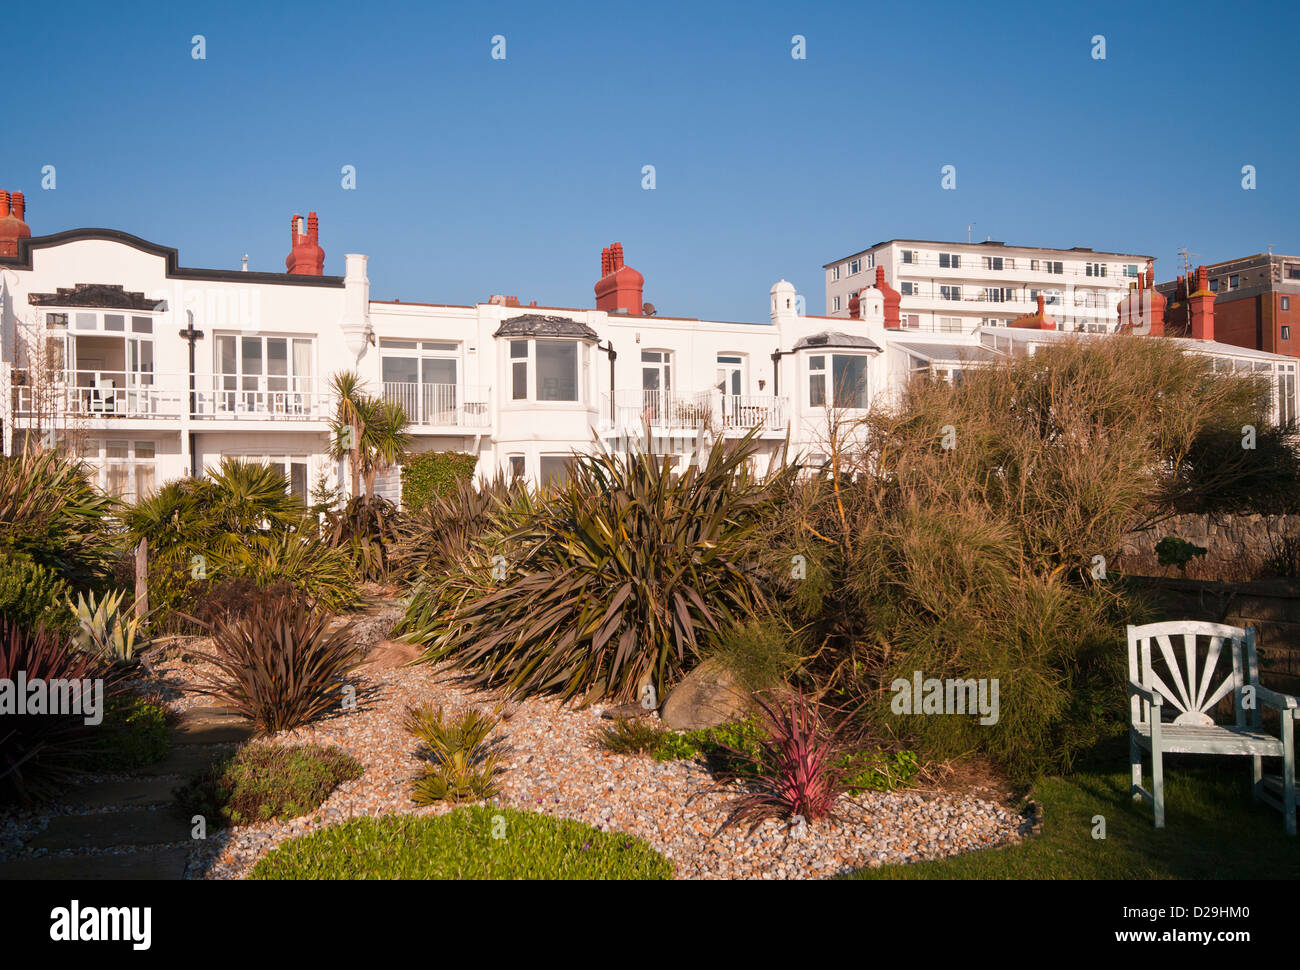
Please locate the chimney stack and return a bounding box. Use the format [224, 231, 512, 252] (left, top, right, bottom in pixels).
[1188, 264, 1215, 341]
[285, 210, 325, 275]
[0, 189, 31, 259]
[594, 241, 644, 315]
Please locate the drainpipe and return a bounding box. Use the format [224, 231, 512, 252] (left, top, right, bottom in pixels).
[599, 339, 616, 425]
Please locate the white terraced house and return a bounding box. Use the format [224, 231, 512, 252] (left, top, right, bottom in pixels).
[824, 239, 1153, 334]
[0, 200, 1296, 503]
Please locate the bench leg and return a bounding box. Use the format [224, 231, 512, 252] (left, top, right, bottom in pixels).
[1152, 746, 1165, 829]
[1130, 733, 1143, 801]
[1252, 755, 1263, 802]
[1284, 715, 1296, 836]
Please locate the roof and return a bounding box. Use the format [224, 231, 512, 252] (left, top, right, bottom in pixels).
[493, 313, 600, 341]
[0, 228, 345, 287]
[895, 341, 1004, 363]
[824, 239, 1154, 268]
[29, 282, 165, 311]
[792, 331, 881, 351]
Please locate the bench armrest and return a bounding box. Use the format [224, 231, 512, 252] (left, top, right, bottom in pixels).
[1255, 685, 1299, 713]
[1128, 681, 1163, 706]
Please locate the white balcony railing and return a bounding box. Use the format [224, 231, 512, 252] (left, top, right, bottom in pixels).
[382, 382, 491, 428]
[11, 370, 183, 419]
[195, 376, 329, 420]
[603, 388, 788, 434]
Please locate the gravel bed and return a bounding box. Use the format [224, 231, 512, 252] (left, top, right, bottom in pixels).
[174, 661, 1026, 880]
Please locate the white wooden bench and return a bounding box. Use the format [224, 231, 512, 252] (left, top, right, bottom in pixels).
[1128, 621, 1296, 835]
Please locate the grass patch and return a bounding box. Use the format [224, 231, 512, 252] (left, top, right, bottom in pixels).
[248, 805, 673, 880]
[175, 743, 362, 828]
[846, 760, 1300, 879]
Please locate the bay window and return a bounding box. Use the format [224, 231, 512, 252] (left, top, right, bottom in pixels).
[509, 339, 581, 403]
[808, 354, 868, 410]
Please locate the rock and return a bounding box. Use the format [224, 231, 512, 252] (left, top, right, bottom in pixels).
[659, 659, 751, 731]
[359, 638, 423, 671]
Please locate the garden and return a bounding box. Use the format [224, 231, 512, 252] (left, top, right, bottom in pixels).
[2, 343, 1299, 880]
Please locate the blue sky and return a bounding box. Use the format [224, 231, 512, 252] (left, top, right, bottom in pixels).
[3, 0, 1296, 321]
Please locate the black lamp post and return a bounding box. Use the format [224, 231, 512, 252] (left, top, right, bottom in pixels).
[179, 310, 204, 477]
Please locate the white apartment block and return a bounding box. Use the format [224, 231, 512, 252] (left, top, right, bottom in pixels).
[0, 205, 1294, 505]
[824, 239, 1152, 334]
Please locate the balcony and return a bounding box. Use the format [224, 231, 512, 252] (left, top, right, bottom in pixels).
[381, 382, 491, 428]
[11, 370, 183, 420]
[194, 375, 330, 420]
[602, 388, 788, 435]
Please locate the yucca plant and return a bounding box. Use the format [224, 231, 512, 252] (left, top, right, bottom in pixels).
[0, 619, 113, 804]
[69, 589, 148, 665]
[401, 431, 788, 705]
[187, 590, 361, 734]
[404, 705, 502, 804]
[392, 475, 533, 582]
[703, 689, 855, 835]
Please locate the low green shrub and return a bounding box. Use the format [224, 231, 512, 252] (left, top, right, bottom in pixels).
[89, 698, 170, 772]
[405, 705, 501, 804]
[0, 551, 72, 634]
[708, 617, 801, 692]
[399, 451, 479, 511]
[592, 718, 667, 756]
[175, 743, 362, 827]
[837, 749, 921, 795]
[248, 806, 673, 879]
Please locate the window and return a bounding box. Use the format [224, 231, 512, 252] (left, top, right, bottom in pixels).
[380, 339, 459, 423]
[45, 313, 68, 328]
[900, 282, 918, 296]
[716, 354, 744, 396]
[1085, 262, 1107, 277]
[902, 314, 920, 328]
[1046, 261, 1063, 274]
[1125, 265, 1139, 277]
[982, 256, 1003, 271]
[985, 287, 1003, 302]
[939, 316, 962, 332]
[215, 334, 313, 414]
[867, 253, 875, 269]
[1289, 266, 1300, 280]
[809, 354, 867, 409]
[1031, 259, 1039, 271]
[1210, 279, 1220, 292]
[508, 339, 581, 403]
[940, 285, 962, 301]
[1283, 297, 1291, 311]
[901, 250, 916, 264]
[831, 265, 841, 281]
[540, 455, 573, 487]
[1230, 275, 1240, 289]
[939, 253, 960, 269]
[832, 295, 841, 312]
[104, 313, 125, 332]
[92, 439, 157, 502]
[508, 455, 526, 480]
[849, 259, 861, 275]
[510, 340, 528, 400]
[1282, 326, 1291, 340]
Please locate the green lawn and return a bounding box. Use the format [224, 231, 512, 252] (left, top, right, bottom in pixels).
[848, 758, 1300, 879]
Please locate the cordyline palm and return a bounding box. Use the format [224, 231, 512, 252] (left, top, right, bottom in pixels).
[361, 398, 411, 495]
[329, 371, 368, 500]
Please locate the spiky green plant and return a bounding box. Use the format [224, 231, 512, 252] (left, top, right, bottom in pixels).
[0, 448, 118, 592]
[400, 431, 789, 705]
[405, 705, 502, 804]
[392, 475, 534, 581]
[69, 588, 148, 664]
[321, 495, 400, 583]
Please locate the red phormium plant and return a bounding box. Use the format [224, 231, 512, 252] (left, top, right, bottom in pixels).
[0, 619, 113, 804]
[710, 689, 854, 834]
[187, 590, 361, 734]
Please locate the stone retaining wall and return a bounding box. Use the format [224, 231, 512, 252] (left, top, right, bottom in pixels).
[1118, 513, 1300, 583]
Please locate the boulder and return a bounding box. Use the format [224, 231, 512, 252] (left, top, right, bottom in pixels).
[360, 638, 423, 671]
[659, 659, 751, 731]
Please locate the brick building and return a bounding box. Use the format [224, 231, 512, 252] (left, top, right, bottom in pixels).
[1157, 254, 1300, 358]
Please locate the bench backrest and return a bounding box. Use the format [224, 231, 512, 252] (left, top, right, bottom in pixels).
[1127, 621, 1259, 728]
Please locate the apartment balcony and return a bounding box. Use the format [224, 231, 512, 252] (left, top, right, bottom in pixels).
[11, 370, 183, 421]
[602, 388, 788, 436]
[381, 382, 491, 429]
[194, 375, 331, 421]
